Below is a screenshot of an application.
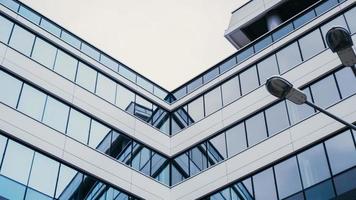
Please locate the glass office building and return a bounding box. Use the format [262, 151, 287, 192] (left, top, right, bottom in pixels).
[0, 0, 355, 199]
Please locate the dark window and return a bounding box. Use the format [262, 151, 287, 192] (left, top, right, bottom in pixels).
[304, 180, 335, 200]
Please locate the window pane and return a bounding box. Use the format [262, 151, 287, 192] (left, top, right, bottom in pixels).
[272, 23, 294, 41]
[310, 75, 340, 108]
[61, 31, 81, 48]
[116, 84, 135, 112]
[31, 38, 57, 68]
[226, 123, 247, 157]
[0, 70, 22, 108]
[188, 96, 204, 123]
[137, 76, 154, 93]
[257, 54, 279, 85]
[304, 180, 335, 200]
[297, 144, 331, 188]
[274, 157, 302, 199]
[1, 140, 34, 184]
[28, 153, 59, 196]
[96, 74, 116, 104]
[219, 56, 236, 73]
[55, 165, 78, 198]
[0, 176, 26, 200]
[203, 67, 219, 83]
[333, 167, 356, 196]
[66, 109, 90, 144]
[293, 10, 316, 29]
[54, 50, 78, 81]
[287, 88, 315, 124]
[119, 66, 136, 82]
[25, 188, 52, 200]
[190, 144, 207, 176]
[42, 97, 69, 133]
[76, 62, 97, 92]
[81, 43, 100, 60]
[40, 19, 61, 37]
[132, 145, 151, 176]
[299, 29, 325, 60]
[135, 96, 153, 122]
[240, 66, 259, 95]
[253, 168, 278, 200]
[335, 67, 356, 99]
[204, 87, 222, 116]
[0, 135, 6, 165]
[188, 78, 203, 93]
[254, 35, 272, 52]
[314, 0, 338, 16]
[345, 7, 356, 34]
[246, 113, 267, 146]
[100, 54, 118, 71]
[0, 0, 19, 12]
[0, 15, 13, 43]
[276, 42, 302, 74]
[174, 152, 189, 176]
[207, 133, 227, 164]
[9, 25, 35, 56]
[265, 101, 290, 136]
[325, 130, 356, 175]
[18, 84, 46, 121]
[89, 120, 111, 149]
[19, 6, 40, 24]
[320, 15, 348, 40]
[221, 76, 240, 106]
[237, 46, 254, 62]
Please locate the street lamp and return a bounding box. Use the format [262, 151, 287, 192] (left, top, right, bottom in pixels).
[326, 27, 356, 76]
[266, 76, 356, 130]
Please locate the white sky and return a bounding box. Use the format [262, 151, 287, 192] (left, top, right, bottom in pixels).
[21, 0, 248, 91]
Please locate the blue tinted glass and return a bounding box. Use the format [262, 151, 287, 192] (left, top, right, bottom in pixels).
[100, 54, 118, 71]
[204, 87, 222, 116]
[28, 153, 59, 197]
[310, 75, 340, 108]
[219, 56, 237, 73]
[315, 0, 338, 16]
[89, 120, 111, 149]
[287, 88, 315, 124]
[187, 77, 203, 93]
[207, 133, 227, 164]
[274, 157, 302, 199]
[190, 144, 207, 176]
[1, 140, 34, 184]
[19, 6, 40, 24]
[0, 175, 26, 200]
[0, 70, 22, 108]
[119, 66, 136, 82]
[174, 153, 189, 176]
[203, 67, 219, 83]
[116, 84, 135, 111]
[298, 29, 325, 60]
[81, 43, 100, 60]
[237, 46, 254, 62]
[188, 96, 204, 123]
[345, 7, 356, 34]
[335, 67, 356, 99]
[55, 165, 77, 198]
[67, 109, 90, 144]
[132, 146, 151, 175]
[171, 165, 185, 185]
[25, 188, 52, 200]
[293, 10, 316, 29]
[265, 101, 290, 136]
[239, 66, 259, 95]
[298, 144, 331, 188]
[96, 74, 116, 104]
[305, 180, 335, 200]
[257, 54, 279, 85]
[137, 76, 154, 93]
[0, 15, 13, 43]
[210, 188, 230, 200]
[54, 50, 78, 81]
[61, 31, 81, 48]
[0, 0, 19, 12]
[42, 97, 69, 133]
[9, 25, 35, 56]
[333, 167, 356, 196]
[276, 42, 302, 74]
[221, 76, 240, 106]
[253, 168, 278, 200]
[76, 62, 97, 92]
[155, 164, 169, 186]
[18, 84, 47, 121]
[226, 123, 247, 157]
[153, 87, 168, 100]
[0, 135, 6, 166]
[31, 37, 57, 68]
[325, 130, 356, 175]
[40, 18, 61, 37]
[246, 112, 267, 146]
[320, 15, 348, 40]
[254, 35, 272, 52]
[173, 87, 187, 100]
[272, 23, 294, 41]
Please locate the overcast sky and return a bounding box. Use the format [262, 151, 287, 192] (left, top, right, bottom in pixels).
[21, 0, 248, 91]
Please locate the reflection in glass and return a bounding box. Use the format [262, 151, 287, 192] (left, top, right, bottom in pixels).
[287, 88, 315, 125]
[31, 37, 57, 68]
[240, 66, 259, 95]
[76, 62, 97, 92]
[9, 25, 35, 56]
[304, 180, 335, 200]
[257, 54, 279, 85]
[335, 67, 356, 99]
[246, 113, 267, 146]
[204, 87, 222, 116]
[345, 7, 356, 34]
[0, 70, 22, 108]
[116, 84, 135, 111]
[188, 96, 205, 123]
[0, 15, 13, 43]
[66, 109, 91, 144]
[253, 168, 278, 200]
[265, 101, 290, 136]
[226, 123, 246, 157]
[276, 42, 302, 74]
[54, 50, 78, 81]
[18, 84, 47, 121]
[0, 175, 26, 200]
[96, 74, 116, 104]
[310, 75, 340, 108]
[42, 97, 69, 133]
[298, 29, 325, 60]
[221, 76, 240, 106]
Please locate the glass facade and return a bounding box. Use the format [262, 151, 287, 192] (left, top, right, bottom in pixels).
[0, 0, 354, 198]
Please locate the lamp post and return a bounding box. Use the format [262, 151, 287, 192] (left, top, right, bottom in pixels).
[326, 27, 356, 76]
[266, 76, 356, 130]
